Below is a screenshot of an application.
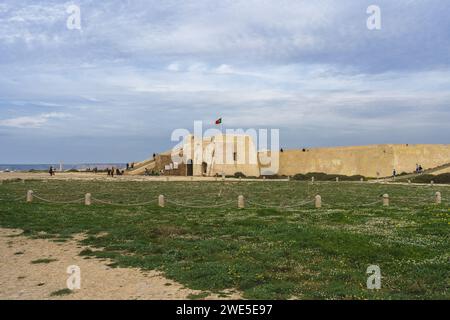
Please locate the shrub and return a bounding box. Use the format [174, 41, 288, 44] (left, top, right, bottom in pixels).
[234, 172, 246, 178]
[292, 172, 366, 181]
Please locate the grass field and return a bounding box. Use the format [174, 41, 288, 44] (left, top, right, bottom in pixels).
[0, 179, 449, 299]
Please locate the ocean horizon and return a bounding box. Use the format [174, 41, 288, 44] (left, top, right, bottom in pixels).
[0, 163, 126, 172]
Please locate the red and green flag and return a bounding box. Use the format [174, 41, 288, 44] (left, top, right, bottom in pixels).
[215, 117, 222, 125]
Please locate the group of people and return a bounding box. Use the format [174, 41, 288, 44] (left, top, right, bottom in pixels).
[107, 168, 124, 177]
[126, 163, 135, 170]
[415, 164, 424, 174]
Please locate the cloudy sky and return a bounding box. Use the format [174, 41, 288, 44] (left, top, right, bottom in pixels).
[1, 0, 449, 163]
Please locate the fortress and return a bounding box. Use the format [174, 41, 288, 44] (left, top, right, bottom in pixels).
[127, 134, 450, 178]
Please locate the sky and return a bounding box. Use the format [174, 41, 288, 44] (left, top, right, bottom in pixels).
[0, 0, 450, 163]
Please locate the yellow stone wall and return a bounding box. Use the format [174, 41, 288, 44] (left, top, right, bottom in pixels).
[276, 144, 450, 177]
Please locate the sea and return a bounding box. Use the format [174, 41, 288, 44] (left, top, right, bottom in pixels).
[0, 164, 126, 172]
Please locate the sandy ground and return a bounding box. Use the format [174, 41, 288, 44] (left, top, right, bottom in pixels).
[0, 228, 240, 300]
[1, 172, 448, 187]
[0, 171, 265, 182]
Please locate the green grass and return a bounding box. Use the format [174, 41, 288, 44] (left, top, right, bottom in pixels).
[31, 258, 58, 264]
[0, 179, 449, 299]
[50, 288, 73, 296]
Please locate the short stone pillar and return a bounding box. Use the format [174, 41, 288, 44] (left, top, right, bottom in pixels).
[158, 195, 165, 207]
[336, 177, 339, 182]
[21, 179, 25, 184]
[430, 180, 434, 187]
[239, 176, 242, 182]
[311, 177, 315, 184]
[287, 176, 290, 181]
[26, 190, 33, 203]
[238, 195, 245, 209]
[315, 195, 322, 208]
[222, 174, 225, 181]
[215, 177, 218, 182]
[190, 176, 193, 181]
[360, 178, 364, 182]
[382, 194, 389, 206]
[408, 180, 411, 185]
[165, 176, 169, 182]
[85, 193, 92, 206]
[263, 176, 266, 180]
[435, 192, 442, 205]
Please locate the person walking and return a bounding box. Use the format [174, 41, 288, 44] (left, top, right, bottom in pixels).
[49, 166, 54, 176]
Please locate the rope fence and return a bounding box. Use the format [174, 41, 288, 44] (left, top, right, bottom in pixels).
[0, 189, 447, 210]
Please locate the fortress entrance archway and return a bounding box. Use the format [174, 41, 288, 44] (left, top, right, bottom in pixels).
[186, 159, 193, 176]
[202, 162, 207, 175]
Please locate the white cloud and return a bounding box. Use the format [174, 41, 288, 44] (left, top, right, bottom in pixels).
[0, 112, 71, 128]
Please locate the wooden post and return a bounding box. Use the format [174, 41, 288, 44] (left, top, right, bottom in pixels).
[158, 195, 165, 207]
[26, 190, 33, 203]
[315, 195, 322, 208]
[382, 194, 389, 206]
[435, 192, 442, 205]
[238, 195, 245, 209]
[85, 193, 91, 206]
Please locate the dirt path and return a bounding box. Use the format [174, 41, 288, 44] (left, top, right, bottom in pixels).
[0, 228, 240, 300]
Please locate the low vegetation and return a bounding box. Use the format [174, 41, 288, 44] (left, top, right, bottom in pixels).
[0, 179, 449, 299]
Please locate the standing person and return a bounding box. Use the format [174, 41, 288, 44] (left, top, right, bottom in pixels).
[106, 168, 111, 176]
[49, 166, 53, 176]
[126, 163, 129, 170]
[111, 167, 115, 178]
[392, 169, 397, 180]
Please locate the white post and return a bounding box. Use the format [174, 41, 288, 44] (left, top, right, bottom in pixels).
[85, 193, 91, 206]
[408, 179, 411, 185]
[435, 192, 442, 205]
[238, 195, 245, 209]
[222, 173, 225, 181]
[382, 194, 389, 206]
[311, 177, 315, 184]
[26, 190, 33, 203]
[315, 195, 322, 208]
[360, 178, 364, 182]
[336, 177, 339, 182]
[430, 180, 434, 187]
[158, 195, 165, 207]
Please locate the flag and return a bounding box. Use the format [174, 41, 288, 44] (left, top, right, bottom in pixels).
[215, 117, 222, 125]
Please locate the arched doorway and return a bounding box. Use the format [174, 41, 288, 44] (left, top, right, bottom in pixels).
[186, 159, 193, 176]
[202, 162, 208, 175]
